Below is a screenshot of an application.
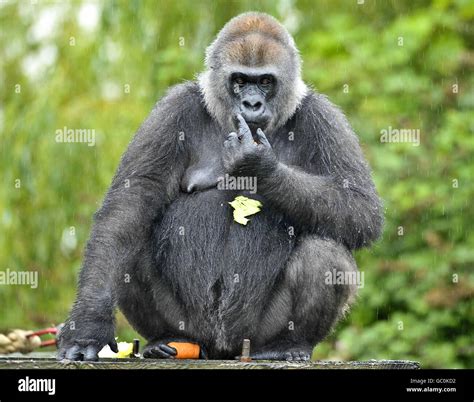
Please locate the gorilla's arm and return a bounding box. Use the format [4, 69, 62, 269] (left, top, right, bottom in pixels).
[57, 85, 189, 360]
[226, 95, 383, 250]
[259, 161, 382, 250]
[264, 95, 383, 249]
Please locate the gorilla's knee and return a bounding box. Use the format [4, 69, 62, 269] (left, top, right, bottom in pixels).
[285, 236, 358, 341]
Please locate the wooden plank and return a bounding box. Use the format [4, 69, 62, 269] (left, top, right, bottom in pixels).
[0, 355, 420, 369]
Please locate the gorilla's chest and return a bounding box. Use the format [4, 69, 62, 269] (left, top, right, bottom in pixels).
[179, 129, 297, 195]
[180, 134, 225, 193]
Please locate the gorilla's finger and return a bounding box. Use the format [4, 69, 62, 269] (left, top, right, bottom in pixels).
[227, 132, 238, 141]
[65, 345, 83, 361]
[226, 132, 239, 146]
[225, 133, 239, 150]
[236, 114, 253, 143]
[301, 353, 310, 361]
[57, 348, 66, 361]
[256, 128, 271, 147]
[142, 348, 153, 358]
[224, 140, 238, 150]
[84, 345, 99, 361]
[108, 339, 118, 353]
[144, 346, 175, 359]
[160, 344, 178, 356]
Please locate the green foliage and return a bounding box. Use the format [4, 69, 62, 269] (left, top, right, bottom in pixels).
[0, 0, 472, 368]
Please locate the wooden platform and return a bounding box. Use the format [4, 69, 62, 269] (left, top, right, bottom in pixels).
[0, 353, 420, 369]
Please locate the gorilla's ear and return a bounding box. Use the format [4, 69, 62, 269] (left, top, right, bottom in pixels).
[198, 12, 307, 131]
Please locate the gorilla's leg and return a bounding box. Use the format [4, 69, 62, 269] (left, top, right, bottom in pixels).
[119, 277, 207, 358]
[252, 236, 358, 361]
[117, 252, 205, 359]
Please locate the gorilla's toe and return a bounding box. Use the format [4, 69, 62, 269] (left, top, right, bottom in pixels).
[143, 343, 177, 359]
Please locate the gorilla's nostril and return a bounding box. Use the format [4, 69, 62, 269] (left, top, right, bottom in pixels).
[243, 100, 263, 111]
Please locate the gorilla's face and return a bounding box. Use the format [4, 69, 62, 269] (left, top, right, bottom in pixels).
[199, 12, 307, 134]
[229, 69, 276, 132]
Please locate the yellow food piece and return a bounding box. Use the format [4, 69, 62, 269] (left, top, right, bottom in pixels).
[228, 196, 262, 225]
[116, 342, 134, 358]
[98, 341, 133, 358]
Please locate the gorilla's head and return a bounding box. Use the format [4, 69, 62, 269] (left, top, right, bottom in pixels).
[198, 12, 307, 133]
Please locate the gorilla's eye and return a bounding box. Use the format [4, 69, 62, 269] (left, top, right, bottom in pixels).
[259, 76, 273, 87]
[234, 77, 245, 85]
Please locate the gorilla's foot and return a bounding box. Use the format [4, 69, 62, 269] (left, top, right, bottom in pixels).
[248, 344, 312, 361]
[143, 338, 206, 359]
[143, 342, 178, 359]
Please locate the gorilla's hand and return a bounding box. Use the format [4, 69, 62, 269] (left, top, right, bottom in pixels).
[57, 318, 117, 361]
[223, 114, 277, 176]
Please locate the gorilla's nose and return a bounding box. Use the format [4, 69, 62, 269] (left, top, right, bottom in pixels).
[242, 99, 263, 112]
[241, 97, 265, 123]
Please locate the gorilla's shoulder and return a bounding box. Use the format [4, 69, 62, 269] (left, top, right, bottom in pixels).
[295, 89, 353, 137]
[133, 82, 206, 141]
[140, 81, 208, 137]
[297, 89, 344, 117]
[152, 81, 205, 115]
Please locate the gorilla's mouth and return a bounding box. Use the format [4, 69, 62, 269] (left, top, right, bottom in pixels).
[246, 120, 268, 131]
[239, 113, 270, 131]
[232, 107, 271, 132]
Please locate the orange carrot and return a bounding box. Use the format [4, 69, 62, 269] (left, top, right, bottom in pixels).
[167, 342, 200, 359]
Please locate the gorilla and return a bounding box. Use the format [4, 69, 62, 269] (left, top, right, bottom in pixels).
[58, 12, 383, 361]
